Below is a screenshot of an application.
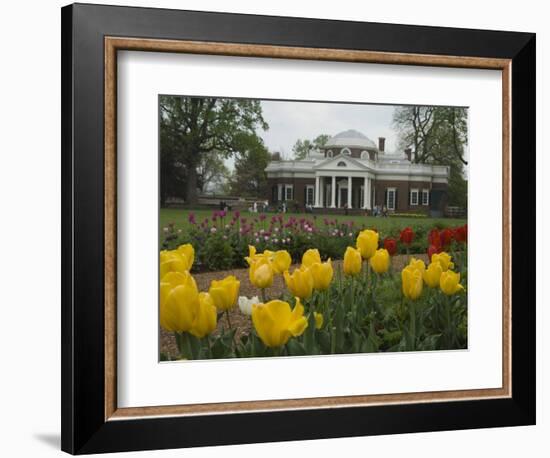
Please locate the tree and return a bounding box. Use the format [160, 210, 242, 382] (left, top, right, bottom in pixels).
[392, 106, 468, 208]
[292, 134, 330, 159]
[196, 152, 230, 194]
[159, 96, 268, 205]
[228, 134, 271, 197]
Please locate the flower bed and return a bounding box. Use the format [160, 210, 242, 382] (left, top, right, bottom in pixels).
[161, 210, 467, 273]
[159, 225, 468, 360]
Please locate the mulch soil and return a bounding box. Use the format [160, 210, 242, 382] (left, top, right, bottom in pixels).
[160, 253, 428, 359]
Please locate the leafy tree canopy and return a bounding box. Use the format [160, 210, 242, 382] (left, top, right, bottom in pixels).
[292, 134, 330, 159]
[392, 106, 468, 208]
[160, 96, 268, 204]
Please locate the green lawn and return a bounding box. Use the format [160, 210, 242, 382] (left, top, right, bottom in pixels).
[160, 207, 466, 235]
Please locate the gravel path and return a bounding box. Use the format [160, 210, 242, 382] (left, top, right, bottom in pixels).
[160, 254, 427, 358]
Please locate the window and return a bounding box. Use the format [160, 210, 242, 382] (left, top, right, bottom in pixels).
[305, 185, 314, 206]
[386, 188, 396, 210]
[285, 185, 293, 201]
[326, 150, 333, 158]
[341, 147, 351, 156]
[410, 189, 419, 206]
[337, 161, 347, 167]
[360, 150, 369, 159]
[422, 189, 430, 205]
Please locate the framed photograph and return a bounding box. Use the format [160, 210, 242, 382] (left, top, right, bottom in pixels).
[61, 3, 536, 454]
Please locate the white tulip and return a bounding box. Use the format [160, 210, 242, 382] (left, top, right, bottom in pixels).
[238, 296, 259, 316]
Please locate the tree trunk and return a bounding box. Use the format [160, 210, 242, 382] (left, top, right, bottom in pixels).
[186, 166, 199, 205]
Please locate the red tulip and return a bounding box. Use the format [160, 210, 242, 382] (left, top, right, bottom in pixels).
[454, 224, 468, 243]
[383, 237, 398, 256]
[440, 228, 454, 247]
[399, 227, 414, 245]
[428, 228, 441, 248]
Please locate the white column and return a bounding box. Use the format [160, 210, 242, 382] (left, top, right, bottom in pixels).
[330, 176, 336, 208]
[363, 176, 369, 209]
[277, 184, 283, 201]
[319, 177, 324, 207]
[314, 176, 320, 207]
[367, 178, 372, 209]
[347, 176, 352, 209]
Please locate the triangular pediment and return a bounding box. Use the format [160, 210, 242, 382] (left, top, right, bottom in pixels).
[314, 153, 370, 171]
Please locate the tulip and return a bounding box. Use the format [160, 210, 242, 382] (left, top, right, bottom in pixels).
[440, 270, 464, 295]
[302, 248, 321, 267]
[159, 271, 200, 332]
[440, 228, 454, 247]
[400, 227, 414, 245]
[343, 246, 362, 276]
[408, 257, 426, 274]
[383, 237, 398, 256]
[284, 266, 314, 299]
[356, 229, 379, 259]
[309, 259, 333, 290]
[160, 245, 194, 278]
[249, 259, 274, 289]
[369, 248, 390, 274]
[314, 312, 324, 329]
[238, 295, 259, 316]
[401, 265, 423, 300]
[176, 243, 194, 268]
[423, 262, 443, 288]
[272, 250, 292, 274]
[427, 244, 441, 260]
[208, 275, 240, 311]
[454, 224, 468, 243]
[251, 299, 308, 347]
[431, 252, 454, 271]
[189, 292, 217, 338]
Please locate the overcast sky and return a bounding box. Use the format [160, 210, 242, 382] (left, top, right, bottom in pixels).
[258, 100, 398, 158]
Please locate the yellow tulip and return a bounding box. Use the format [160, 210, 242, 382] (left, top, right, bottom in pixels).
[249, 259, 274, 289]
[176, 243, 194, 268]
[440, 270, 464, 295]
[423, 262, 443, 288]
[189, 292, 217, 338]
[314, 312, 324, 329]
[159, 271, 200, 332]
[431, 252, 455, 272]
[208, 275, 240, 311]
[402, 265, 423, 300]
[343, 246, 362, 276]
[369, 248, 390, 274]
[284, 266, 314, 299]
[309, 259, 334, 290]
[272, 250, 292, 274]
[408, 257, 426, 274]
[302, 248, 322, 267]
[251, 299, 308, 347]
[356, 229, 379, 259]
[160, 248, 193, 278]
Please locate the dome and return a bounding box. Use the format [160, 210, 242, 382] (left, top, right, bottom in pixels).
[324, 129, 377, 150]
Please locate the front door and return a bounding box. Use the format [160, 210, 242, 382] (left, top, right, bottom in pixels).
[339, 187, 347, 208]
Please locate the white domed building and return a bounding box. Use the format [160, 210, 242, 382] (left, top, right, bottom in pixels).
[265, 129, 450, 214]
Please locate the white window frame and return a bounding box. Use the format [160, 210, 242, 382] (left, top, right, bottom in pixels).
[410, 188, 419, 206]
[341, 147, 352, 156]
[422, 189, 430, 206]
[285, 184, 294, 201]
[327, 150, 333, 158]
[305, 185, 314, 206]
[360, 150, 369, 160]
[386, 187, 396, 211]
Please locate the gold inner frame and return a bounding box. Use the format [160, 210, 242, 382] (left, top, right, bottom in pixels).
[104, 37, 512, 421]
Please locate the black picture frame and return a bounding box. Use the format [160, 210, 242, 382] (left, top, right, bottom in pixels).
[61, 3, 536, 454]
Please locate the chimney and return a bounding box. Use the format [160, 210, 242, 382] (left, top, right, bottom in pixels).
[271, 152, 281, 161]
[378, 137, 386, 152]
[404, 148, 412, 161]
